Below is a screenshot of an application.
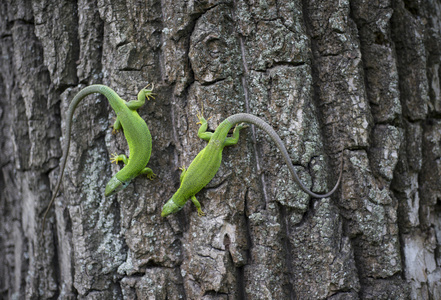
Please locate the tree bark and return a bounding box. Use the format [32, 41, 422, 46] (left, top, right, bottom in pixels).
[1, 0, 440, 299]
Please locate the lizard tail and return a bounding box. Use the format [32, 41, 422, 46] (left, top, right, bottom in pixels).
[42, 85, 116, 234]
[225, 113, 343, 198]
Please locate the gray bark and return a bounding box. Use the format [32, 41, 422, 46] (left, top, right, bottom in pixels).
[1, 0, 440, 299]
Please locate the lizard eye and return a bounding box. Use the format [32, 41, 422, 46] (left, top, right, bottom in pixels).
[115, 180, 130, 193]
[161, 198, 182, 217]
[105, 177, 130, 196]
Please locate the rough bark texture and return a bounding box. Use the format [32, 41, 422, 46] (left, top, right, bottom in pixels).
[1, 0, 440, 299]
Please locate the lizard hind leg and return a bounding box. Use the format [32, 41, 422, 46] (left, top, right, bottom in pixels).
[197, 112, 213, 141]
[141, 83, 155, 101]
[224, 123, 249, 146]
[126, 83, 155, 110]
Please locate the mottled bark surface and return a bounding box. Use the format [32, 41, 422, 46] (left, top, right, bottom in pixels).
[1, 0, 440, 299]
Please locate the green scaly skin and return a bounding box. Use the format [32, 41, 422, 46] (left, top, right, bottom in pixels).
[42, 84, 156, 232]
[161, 113, 343, 217]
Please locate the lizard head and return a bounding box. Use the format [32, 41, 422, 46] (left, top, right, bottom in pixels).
[105, 176, 130, 197]
[161, 197, 182, 217]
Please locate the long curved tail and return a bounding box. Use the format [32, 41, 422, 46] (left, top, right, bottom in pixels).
[42, 85, 116, 233]
[226, 113, 343, 198]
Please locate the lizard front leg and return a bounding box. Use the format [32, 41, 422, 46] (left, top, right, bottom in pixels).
[139, 167, 156, 180]
[111, 153, 156, 179]
[190, 195, 205, 216]
[110, 153, 128, 164]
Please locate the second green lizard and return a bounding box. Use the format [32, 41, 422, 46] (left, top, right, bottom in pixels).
[161, 112, 343, 217]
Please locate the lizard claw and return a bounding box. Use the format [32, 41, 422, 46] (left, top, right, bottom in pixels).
[196, 112, 204, 125]
[143, 83, 156, 101]
[110, 153, 120, 164]
[196, 112, 212, 125]
[147, 172, 157, 180]
[234, 123, 249, 131]
[110, 116, 119, 134]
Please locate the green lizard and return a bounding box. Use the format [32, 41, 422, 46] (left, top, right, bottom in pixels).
[161, 113, 343, 217]
[42, 84, 156, 231]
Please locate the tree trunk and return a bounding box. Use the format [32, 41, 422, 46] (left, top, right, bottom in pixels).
[1, 0, 440, 299]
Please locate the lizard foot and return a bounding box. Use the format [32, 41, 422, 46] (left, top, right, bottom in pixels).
[111, 116, 122, 134]
[110, 153, 120, 164]
[140, 167, 156, 180]
[191, 195, 205, 216]
[147, 173, 157, 180]
[142, 83, 156, 101]
[196, 112, 212, 125]
[197, 208, 205, 217]
[234, 123, 249, 131]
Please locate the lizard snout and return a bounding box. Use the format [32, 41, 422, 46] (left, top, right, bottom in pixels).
[161, 197, 182, 217]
